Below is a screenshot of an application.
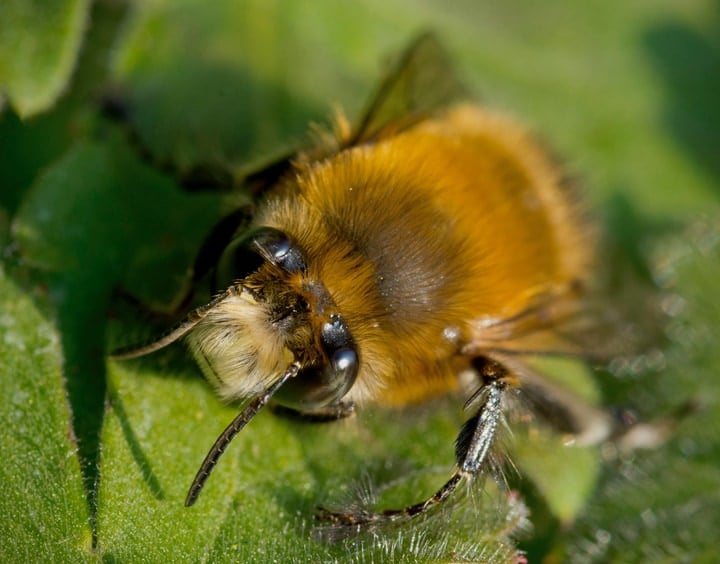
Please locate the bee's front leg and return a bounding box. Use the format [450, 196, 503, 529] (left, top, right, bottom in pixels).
[271, 402, 357, 423]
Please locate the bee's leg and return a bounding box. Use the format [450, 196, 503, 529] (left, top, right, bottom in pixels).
[271, 402, 357, 423]
[317, 360, 510, 527]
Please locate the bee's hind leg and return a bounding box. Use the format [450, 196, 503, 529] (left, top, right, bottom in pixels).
[316, 359, 511, 528]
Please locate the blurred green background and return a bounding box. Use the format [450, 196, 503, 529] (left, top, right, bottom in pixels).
[1, 0, 719, 562]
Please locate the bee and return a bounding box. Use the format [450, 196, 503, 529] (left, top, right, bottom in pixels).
[111, 34, 634, 528]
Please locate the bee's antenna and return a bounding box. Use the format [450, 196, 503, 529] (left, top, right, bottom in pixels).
[109, 285, 245, 359]
[184, 362, 301, 507]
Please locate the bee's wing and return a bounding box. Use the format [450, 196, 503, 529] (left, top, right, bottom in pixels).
[236, 32, 467, 187]
[344, 32, 468, 147]
[465, 272, 667, 441]
[466, 276, 666, 364]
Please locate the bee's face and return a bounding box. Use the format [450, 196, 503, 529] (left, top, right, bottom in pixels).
[187, 227, 359, 411]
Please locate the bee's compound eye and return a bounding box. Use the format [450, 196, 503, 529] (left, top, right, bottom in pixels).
[254, 227, 306, 273]
[268, 236, 291, 260]
[321, 314, 353, 350]
[331, 348, 358, 379]
[320, 316, 357, 383]
[273, 348, 358, 411]
[273, 325, 359, 411]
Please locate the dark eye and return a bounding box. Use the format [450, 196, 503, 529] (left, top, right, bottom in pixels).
[253, 227, 306, 273]
[321, 314, 354, 352]
[274, 313, 359, 410]
[215, 227, 306, 287]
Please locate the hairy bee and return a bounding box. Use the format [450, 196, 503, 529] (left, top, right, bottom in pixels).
[111, 34, 630, 527]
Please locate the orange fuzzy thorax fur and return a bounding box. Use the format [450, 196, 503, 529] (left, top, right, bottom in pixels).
[256, 104, 593, 405]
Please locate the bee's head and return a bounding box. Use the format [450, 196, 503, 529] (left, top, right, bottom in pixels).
[187, 227, 359, 411]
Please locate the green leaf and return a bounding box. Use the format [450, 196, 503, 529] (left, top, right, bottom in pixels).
[0, 0, 92, 118]
[0, 266, 92, 561]
[11, 134, 227, 545]
[96, 364, 522, 562]
[2, 0, 719, 561]
[564, 221, 720, 562]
